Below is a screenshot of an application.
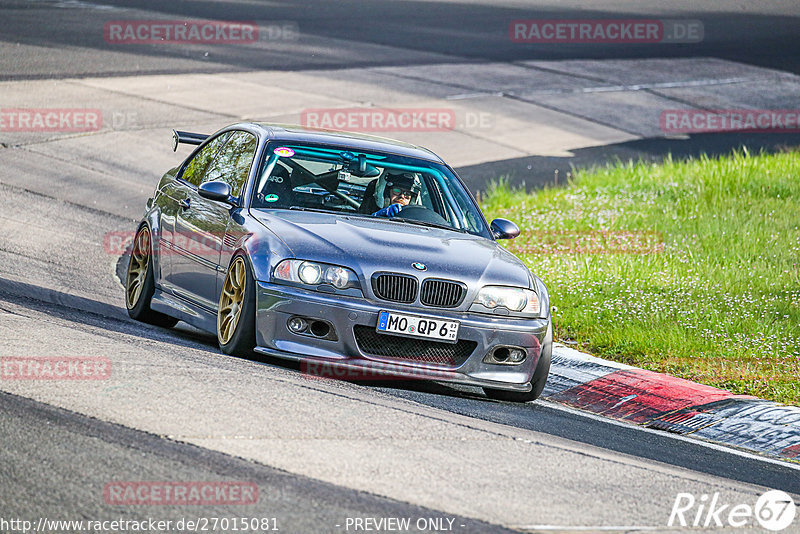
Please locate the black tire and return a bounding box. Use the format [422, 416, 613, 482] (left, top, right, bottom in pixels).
[125, 225, 179, 328]
[484, 322, 552, 402]
[217, 255, 257, 357]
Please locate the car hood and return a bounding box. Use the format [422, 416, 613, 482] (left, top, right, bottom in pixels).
[252, 209, 532, 288]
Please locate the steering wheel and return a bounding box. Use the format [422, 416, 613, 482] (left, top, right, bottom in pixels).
[395, 204, 449, 226]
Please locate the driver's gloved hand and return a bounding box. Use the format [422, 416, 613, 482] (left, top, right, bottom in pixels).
[372, 203, 402, 217]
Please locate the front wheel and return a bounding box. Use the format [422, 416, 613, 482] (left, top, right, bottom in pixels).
[484, 322, 552, 402]
[217, 255, 257, 356]
[125, 225, 179, 328]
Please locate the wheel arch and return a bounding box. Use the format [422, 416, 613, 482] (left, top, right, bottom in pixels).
[139, 208, 166, 284]
[235, 234, 285, 283]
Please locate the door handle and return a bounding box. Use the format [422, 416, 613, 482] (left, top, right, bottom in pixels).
[179, 198, 191, 210]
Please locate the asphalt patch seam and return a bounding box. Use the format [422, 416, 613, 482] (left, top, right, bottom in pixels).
[0, 179, 131, 223]
[368, 67, 640, 136]
[65, 77, 243, 122]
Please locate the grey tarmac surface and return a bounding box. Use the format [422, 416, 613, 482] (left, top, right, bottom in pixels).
[1, 0, 799, 78]
[0, 389, 513, 534]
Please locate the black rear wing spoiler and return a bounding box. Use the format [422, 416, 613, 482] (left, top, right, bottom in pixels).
[172, 129, 209, 151]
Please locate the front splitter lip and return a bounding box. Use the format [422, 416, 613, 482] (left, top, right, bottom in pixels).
[252, 346, 534, 392]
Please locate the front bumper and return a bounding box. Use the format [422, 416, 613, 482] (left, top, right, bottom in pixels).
[254, 281, 550, 392]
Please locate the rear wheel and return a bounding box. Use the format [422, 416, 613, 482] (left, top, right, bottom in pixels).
[125, 225, 179, 327]
[217, 255, 257, 356]
[484, 322, 552, 402]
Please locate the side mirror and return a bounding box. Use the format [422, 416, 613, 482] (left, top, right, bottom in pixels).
[198, 181, 235, 205]
[490, 218, 520, 240]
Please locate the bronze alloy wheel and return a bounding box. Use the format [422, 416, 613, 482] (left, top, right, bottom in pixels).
[126, 226, 151, 309]
[124, 225, 178, 327]
[218, 256, 247, 345]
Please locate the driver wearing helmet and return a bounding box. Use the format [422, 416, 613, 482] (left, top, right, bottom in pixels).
[371, 172, 420, 218]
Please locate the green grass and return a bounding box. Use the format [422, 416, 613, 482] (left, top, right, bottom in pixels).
[480, 150, 800, 405]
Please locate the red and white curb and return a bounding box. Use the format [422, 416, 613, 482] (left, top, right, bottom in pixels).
[544, 345, 800, 463]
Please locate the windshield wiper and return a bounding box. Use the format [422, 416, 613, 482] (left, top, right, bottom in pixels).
[287, 206, 341, 215]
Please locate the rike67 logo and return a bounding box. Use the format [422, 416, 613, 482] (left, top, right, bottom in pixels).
[669, 490, 796, 531]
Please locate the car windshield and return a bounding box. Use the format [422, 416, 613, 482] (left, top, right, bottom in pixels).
[250, 143, 490, 237]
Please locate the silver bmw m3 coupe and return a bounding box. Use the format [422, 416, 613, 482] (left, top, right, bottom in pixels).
[126, 123, 551, 401]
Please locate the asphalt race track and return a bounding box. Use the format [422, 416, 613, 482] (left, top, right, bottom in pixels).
[2, 0, 800, 77]
[1, 1, 799, 532]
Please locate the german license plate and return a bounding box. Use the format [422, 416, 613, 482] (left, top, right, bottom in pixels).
[376, 311, 459, 343]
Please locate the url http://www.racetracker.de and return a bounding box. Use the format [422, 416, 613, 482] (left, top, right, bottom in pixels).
[0, 516, 280, 533]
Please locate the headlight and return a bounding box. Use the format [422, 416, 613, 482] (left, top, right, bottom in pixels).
[473, 286, 540, 315]
[298, 262, 322, 284]
[273, 259, 360, 291]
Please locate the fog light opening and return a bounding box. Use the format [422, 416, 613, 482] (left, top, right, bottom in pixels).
[508, 348, 526, 363]
[287, 317, 308, 333]
[310, 320, 331, 338]
[484, 346, 527, 365]
[493, 347, 510, 363]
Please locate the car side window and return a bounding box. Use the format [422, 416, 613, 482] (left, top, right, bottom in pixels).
[181, 132, 231, 187]
[201, 131, 258, 197]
